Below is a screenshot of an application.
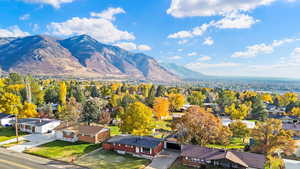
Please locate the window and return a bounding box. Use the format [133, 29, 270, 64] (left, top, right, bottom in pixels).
[142, 147, 151, 153]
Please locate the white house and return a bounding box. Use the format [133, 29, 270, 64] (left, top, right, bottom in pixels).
[16, 118, 61, 134]
[0, 113, 15, 127]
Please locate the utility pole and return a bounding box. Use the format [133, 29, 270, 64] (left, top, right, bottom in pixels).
[14, 105, 19, 143]
[25, 76, 31, 103]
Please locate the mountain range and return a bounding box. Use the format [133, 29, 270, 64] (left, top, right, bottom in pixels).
[160, 63, 208, 80]
[0, 35, 180, 82]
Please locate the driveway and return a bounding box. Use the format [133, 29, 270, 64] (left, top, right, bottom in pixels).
[145, 150, 180, 169]
[284, 159, 300, 169]
[7, 133, 56, 152]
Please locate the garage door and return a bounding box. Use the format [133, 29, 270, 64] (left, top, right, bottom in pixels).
[166, 142, 181, 150]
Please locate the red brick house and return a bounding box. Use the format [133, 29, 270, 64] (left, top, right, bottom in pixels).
[103, 135, 163, 159]
[54, 123, 110, 144]
[181, 144, 266, 169]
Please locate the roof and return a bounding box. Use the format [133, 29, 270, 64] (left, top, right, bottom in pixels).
[107, 135, 163, 148]
[0, 113, 14, 119]
[17, 118, 59, 127]
[181, 144, 265, 169]
[269, 114, 299, 120]
[283, 123, 300, 131]
[55, 123, 106, 136]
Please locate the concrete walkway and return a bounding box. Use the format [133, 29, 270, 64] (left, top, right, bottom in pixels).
[145, 150, 180, 169]
[7, 133, 56, 152]
[284, 159, 300, 169]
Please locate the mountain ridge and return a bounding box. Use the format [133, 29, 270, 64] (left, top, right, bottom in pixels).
[0, 34, 180, 82]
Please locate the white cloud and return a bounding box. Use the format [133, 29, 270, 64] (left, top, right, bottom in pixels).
[138, 44, 152, 51]
[0, 26, 30, 37]
[232, 38, 299, 58]
[291, 47, 300, 62]
[167, 0, 277, 18]
[187, 52, 197, 56]
[214, 12, 259, 29]
[19, 14, 30, 20]
[203, 37, 214, 46]
[169, 55, 182, 60]
[168, 30, 193, 39]
[32, 24, 40, 32]
[178, 49, 183, 52]
[22, 0, 74, 8]
[114, 42, 151, 51]
[90, 7, 125, 21]
[47, 8, 135, 43]
[197, 56, 212, 61]
[186, 62, 240, 69]
[168, 12, 258, 39]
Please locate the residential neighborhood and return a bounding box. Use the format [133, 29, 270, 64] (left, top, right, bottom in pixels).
[1, 0, 300, 168]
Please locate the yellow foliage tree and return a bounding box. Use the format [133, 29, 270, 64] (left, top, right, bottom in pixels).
[167, 93, 185, 112]
[22, 102, 38, 118]
[291, 107, 300, 117]
[262, 93, 273, 103]
[225, 103, 251, 120]
[284, 92, 298, 103]
[153, 97, 170, 119]
[120, 102, 155, 136]
[59, 82, 67, 105]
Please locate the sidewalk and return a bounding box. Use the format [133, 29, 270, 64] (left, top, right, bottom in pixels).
[0, 148, 87, 169]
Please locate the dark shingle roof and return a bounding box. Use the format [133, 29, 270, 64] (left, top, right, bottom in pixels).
[17, 118, 58, 127]
[107, 135, 162, 148]
[181, 144, 265, 169]
[283, 123, 300, 131]
[0, 113, 14, 119]
[55, 123, 106, 136]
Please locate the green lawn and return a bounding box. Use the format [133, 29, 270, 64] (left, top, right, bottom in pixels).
[75, 149, 150, 169]
[0, 127, 26, 142]
[207, 137, 247, 149]
[25, 140, 101, 162]
[108, 126, 121, 136]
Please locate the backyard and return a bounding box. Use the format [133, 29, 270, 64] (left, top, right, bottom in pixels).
[207, 137, 247, 149]
[75, 149, 150, 169]
[0, 127, 26, 142]
[25, 140, 101, 162]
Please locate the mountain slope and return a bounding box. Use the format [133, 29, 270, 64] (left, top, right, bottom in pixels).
[161, 63, 208, 80]
[0, 35, 180, 82]
[60, 35, 179, 81]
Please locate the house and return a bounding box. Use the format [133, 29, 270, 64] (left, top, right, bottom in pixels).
[16, 118, 61, 134]
[269, 114, 299, 123]
[103, 135, 163, 159]
[54, 123, 110, 144]
[181, 144, 266, 169]
[0, 113, 15, 127]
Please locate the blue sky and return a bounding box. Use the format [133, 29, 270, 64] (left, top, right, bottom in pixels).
[1, 0, 300, 79]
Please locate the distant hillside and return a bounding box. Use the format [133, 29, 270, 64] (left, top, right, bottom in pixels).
[0, 35, 180, 82]
[161, 63, 208, 80]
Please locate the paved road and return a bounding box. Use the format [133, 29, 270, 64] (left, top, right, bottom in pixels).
[0, 149, 56, 169]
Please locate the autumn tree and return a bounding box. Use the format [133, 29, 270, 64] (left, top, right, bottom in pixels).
[187, 91, 205, 106]
[228, 120, 250, 143]
[168, 93, 185, 112]
[59, 82, 67, 105]
[119, 102, 155, 136]
[217, 126, 232, 146]
[174, 106, 224, 146]
[225, 103, 251, 120]
[59, 97, 82, 122]
[251, 119, 296, 156]
[291, 107, 300, 117]
[261, 93, 273, 104]
[153, 97, 170, 119]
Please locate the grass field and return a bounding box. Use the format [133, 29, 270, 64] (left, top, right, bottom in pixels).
[75, 149, 150, 169]
[25, 140, 101, 162]
[1, 140, 28, 148]
[207, 137, 247, 149]
[0, 127, 25, 142]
